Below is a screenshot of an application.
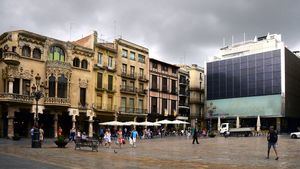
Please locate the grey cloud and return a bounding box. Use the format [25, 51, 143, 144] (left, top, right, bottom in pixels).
[1, 0, 300, 67]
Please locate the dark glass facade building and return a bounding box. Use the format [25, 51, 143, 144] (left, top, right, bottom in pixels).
[207, 49, 281, 100]
[206, 47, 300, 132]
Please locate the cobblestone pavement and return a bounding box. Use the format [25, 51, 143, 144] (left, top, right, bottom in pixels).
[0, 135, 299, 169]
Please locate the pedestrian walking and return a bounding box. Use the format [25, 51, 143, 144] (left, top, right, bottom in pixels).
[117, 128, 124, 149]
[39, 125, 44, 145]
[58, 126, 63, 137]
[99, 127, 104, 144]
[30, 126, 34, 140]
[69, 127, 76, 141]
[104, 129, 111, 148]
[192, 128, 199, 144]
[131, 128, 138, 148]
[266, 126, 279, 160]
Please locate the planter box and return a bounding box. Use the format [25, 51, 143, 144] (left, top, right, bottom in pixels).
[55, 140, 68, 148]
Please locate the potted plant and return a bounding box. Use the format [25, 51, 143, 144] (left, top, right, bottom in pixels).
[54, 136, 68, 148]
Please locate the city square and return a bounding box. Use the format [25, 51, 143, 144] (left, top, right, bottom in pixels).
[1, 0, 300, 169]
[0, 135, 300, 169]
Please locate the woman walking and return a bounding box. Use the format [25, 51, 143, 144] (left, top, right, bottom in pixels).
[39, 125, 44, 145]
[117, 128, 124, 149]
[104, 129, 111, 148]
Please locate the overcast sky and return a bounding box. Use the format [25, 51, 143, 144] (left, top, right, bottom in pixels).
[1, 0, 300, 67]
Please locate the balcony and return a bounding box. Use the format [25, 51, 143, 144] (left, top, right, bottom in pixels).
[150, 87, 159, 92]
[95, 85, 116, 93]
[105, 65, 116, 72]
[93, 104, 117, 112]
[3, 51, 20, 65]
[137, 88, 147, 95]
[179, 102, 189, 109]
[179, 79, 188, 85]
[179, 90, 188, 96]
[138, 74, 148, 82]
[119, 107, 147, 115]
[120, 85, 137, 94]
[44, 97, 70, 107]
[121, 72, 136, 80]
[93, 63, 105, 70]
[0, 93, 33, 104]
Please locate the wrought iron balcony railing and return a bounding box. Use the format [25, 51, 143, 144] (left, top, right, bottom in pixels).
[120, 85, 137, 94]
[121, 72, 136, 79]
[119, 107, 147, 114]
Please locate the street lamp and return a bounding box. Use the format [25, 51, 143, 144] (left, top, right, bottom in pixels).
[31, 73, 44, 148]
[207, 102, 216, 133]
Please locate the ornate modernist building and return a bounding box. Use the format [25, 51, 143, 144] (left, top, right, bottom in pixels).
[0, 30, 95, 138]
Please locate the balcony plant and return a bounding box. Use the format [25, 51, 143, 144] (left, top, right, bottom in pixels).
[54, 135, 68, 148]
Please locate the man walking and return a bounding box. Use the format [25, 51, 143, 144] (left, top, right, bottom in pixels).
[192, 128, 199, 144]
[266, 126, 279, 160]
[131, 128, 138, 148]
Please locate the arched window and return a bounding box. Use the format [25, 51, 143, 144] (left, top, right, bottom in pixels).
[73, 57, 80, 67]
[22, 46, 31, 57]
[33, 48, 41, 59]
[81, 59, 88, 69]
[49, 75, 56, 97]
[49, 46, 65, 62]
[58, 74, 68, 98]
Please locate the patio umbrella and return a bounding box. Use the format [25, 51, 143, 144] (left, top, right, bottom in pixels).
[99, 121, 128, 126]
[171, 120, 190, 124]
[139, 121, 161, 126]
[155, 119, 173, 124]
[236, 116, 240, 128]
[256, 115, 261, 132]
[124, 121, 141, 126]
[217, 116, 221, 131]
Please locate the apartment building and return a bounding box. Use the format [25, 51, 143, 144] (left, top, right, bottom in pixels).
[114, 39, 149, 123]
[148, 58, 179, 121]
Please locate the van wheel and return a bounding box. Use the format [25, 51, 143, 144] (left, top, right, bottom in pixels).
[291, 134, 297, 139]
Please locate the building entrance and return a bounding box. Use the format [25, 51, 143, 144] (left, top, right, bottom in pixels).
[39, 113, 54, 138]
[14, 111, 33, 137]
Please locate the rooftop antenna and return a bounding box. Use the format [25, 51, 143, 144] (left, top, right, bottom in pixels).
[243, 32, 246, 43]
[231, 35, 234, 45]
[223, 37, 225, 46]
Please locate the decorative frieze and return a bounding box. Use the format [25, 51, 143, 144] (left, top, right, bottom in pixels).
[2, 65, 33, 80]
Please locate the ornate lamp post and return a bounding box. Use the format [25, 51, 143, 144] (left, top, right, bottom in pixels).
[207, 102, 216, 133]
[31, 73, 44, 148]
